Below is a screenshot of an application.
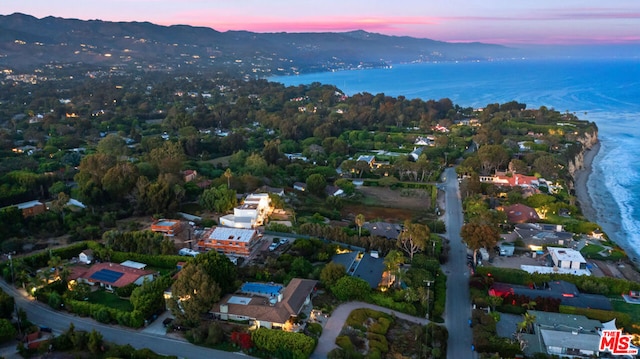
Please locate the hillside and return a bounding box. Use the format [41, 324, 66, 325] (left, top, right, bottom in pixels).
[0, 13, 515, 75]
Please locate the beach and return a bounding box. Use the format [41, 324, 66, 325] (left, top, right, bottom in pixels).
[574, 141, 637, 262]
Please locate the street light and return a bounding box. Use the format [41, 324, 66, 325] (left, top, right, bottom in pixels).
[424, 279, 434, 355]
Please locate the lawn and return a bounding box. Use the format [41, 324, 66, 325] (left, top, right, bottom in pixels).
[87, 289, 134, 311]
[610, 297, 640, 328]
[581, 244, 626, 261]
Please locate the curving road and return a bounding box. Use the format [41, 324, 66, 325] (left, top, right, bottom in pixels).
[312, 301, 430, 359]
[0, 280, 242, 359]
[441, 167, 474, 358]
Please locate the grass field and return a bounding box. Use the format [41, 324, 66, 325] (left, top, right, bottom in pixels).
[87, 289, 134, 311]
[610, 296, 640, 326]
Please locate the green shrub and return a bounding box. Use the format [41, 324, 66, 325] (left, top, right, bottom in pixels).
[336, 335, 354, 351]
[367, 333, 389, 352]
[307, 322, 323, 337]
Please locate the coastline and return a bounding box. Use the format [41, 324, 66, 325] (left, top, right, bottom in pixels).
[574, 141, 637, 262]
[573, 142, 600, 222]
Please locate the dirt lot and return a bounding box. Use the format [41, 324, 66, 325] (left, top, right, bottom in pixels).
[356, 187, 431, 210]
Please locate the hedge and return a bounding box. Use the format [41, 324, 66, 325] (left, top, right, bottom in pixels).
[252, 328, 316, 359]
[63, 298, 144, 328]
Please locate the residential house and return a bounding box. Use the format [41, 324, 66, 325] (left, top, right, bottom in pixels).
[414, 136, 435, 146]
[79, 250, 94, 265]
[151, 219, 184, 237]
[211, 278, 316, 330]
[219, 193, 272, 229]
[488, 280, 611, 310]
[255, 185, 285, 197]
[479, 173, 539, 189]
[519, 310, 603, 358]
[71, 262, 156, 291]
[325, 185, 344, 197]
[331, 251, 386, 289]
[548, 247, 587, 271]
[15, 200, 46, 218]
[293, 182, 307, 192]
[197, 227, 260, 257]
[409, 147, 425, 161]
[502, 203, 540, 223]
[182, 169, 198, 182]
[362, 222, 402, 240]
[356, 155, 376, 168]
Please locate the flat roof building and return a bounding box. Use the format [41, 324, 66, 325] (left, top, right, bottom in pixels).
[198, 227, 260, 257]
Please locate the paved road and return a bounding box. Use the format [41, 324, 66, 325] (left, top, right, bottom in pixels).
[312, 301, 430, 359]
[0, 281, 243, 359]
[441, 167, 474, 358]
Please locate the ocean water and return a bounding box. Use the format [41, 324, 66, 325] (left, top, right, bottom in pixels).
[272, 59, 640, 259]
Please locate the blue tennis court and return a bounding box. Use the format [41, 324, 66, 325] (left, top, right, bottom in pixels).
[240, 282, 283, 297]
[90, 269, 124, 283]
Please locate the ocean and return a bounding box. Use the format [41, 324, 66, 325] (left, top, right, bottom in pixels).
[271, 58, 640, 259]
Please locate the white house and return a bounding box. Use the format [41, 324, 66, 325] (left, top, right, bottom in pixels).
[79, 250, 94, 264]
[548, 247, 587, 270]
[219, 193, 272, 229]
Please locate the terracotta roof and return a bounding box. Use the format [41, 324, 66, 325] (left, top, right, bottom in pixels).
[74, 262, 155, 288]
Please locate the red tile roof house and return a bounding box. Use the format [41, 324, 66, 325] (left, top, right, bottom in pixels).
[210, 278, 316, 330]
[70, 262, 156, 291]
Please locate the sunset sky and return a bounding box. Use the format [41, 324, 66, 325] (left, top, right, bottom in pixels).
[3, 0, 640, 45]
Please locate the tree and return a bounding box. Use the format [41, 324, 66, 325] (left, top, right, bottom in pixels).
[87, 329, 104, 354]
[533, 155, 559, 178]
[460, 223, 500, 264]
[384, 250, 405, 288]
[331, 276, 370, 301]
[355, 213, 365, 238]
[169, 263, 221, 328]
[192, 250, 238, 294]
[477, 144, 509, 174]
[306, 173, 326, 197]
[148, 141, 186, 174]
[96, 134, 127, 158]
[0, 318, 16, 343]
[224, 168, 233, 189]
[397, 220, 429, 260]
[0, 290, 15, 319]
[199, 185, 237, 213]
[320, 262, 346, 287]
[290, 257, 313, 278]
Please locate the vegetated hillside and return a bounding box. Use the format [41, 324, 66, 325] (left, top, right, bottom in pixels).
[0, 13, 515, 74]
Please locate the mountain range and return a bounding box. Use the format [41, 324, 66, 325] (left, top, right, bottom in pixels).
[0, 13, 515, 75]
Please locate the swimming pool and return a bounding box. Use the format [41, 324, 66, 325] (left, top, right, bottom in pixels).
[240, 282, 283, 297]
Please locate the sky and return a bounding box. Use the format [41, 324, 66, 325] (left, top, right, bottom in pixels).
[2, 0, 640, 45]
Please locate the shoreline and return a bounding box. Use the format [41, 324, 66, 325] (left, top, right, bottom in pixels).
[574, 141, 638, 262]
[573, 142, 600, 222]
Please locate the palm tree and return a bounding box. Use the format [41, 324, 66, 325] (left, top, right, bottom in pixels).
[224, 168, 232, 189]
[355, 213, 365, 237]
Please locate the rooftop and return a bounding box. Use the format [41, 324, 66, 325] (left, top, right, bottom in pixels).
[548, 247, 586, 263]
[208, 227, 257, 243]
[16, 200, 44, 209]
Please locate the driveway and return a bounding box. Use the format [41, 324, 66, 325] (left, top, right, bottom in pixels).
[312, 301, 430, 359]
